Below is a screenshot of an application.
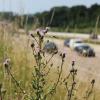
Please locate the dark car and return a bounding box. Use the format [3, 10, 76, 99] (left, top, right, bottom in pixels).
[64, 39, 70, 47]
[43, 41, 58, 54]
[75, 44, 95, 57]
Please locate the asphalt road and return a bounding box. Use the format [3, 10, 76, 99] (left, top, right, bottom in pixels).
[46, 38, 100, 88]
[47, 32, 100, 40]
[13, 34, 100, 88]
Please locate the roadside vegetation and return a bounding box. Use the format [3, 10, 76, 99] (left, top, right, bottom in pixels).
[0, 3, 100, 100]
[0, 25, 100, 100]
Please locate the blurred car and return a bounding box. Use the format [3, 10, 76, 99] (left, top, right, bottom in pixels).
[69, 39, 83, 49]
[64, 39, 70, 47]
[43, 41, 58, 54]
[74, 44, 95, 57]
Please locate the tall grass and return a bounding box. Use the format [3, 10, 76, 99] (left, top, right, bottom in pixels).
[0, 25, 100, 100]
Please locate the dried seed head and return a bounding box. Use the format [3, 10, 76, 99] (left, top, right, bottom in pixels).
[36, 27, 49, 38]
[60, 53, 66, 59]
[91, 79, 95, 84]
[60, 53, 62, 57]
[3, 58, 11, 68]
[54, 50, 58, 54]
[62, 53, 66, 59]
[36, 28, 40, 33]
[31, 34, 35, 38]
[36, 28, 43, 37]
[29, 32, 34, 38]
[31, 43, 34, 48]
[72, 61, 75, 66]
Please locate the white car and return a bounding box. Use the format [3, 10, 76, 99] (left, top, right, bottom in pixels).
[69, 39, 84, 49]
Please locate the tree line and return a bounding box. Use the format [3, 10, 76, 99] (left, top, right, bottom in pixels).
[0, 4, 100, 32]
[34, 4, 100, 29]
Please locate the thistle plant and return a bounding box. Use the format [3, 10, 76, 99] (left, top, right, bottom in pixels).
[1, 26, 96, 100]
[63, 61, 77, 100]
[30, 27, 65, 100]
[63, 61, 95, 100]
[84, 79, 95, 100]
[3, 58, 28, 98]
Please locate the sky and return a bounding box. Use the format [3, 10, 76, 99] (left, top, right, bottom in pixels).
[0, 0, 100, 14]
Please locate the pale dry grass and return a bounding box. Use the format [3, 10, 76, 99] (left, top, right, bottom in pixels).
[0, 31, 100, 99]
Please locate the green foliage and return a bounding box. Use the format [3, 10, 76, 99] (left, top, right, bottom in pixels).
[34, 4, 100, 32]
[0, 4, 100, 33]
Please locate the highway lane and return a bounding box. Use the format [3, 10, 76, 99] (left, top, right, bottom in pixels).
[46, 38, 100, 88]
[47, 32, 100, 40]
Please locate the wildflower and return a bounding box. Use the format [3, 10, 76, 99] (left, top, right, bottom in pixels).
[36, 27, 49, 38]
[3, 58, 11, 69]
[3, 58, 11, 74]
[31, 43, 35, 48]
[60, 53, 66, 59]
[29, 32, 34, 38]
[91, 79, 95, 84]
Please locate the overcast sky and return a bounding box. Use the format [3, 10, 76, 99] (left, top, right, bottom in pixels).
[0, 0, 100, 14]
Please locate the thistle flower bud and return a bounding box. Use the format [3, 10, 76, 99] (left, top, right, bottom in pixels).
[31, 43, 34, 48]
[54, 50, 58, 54]
[62, 53, 66, 59]
[3, 58, 11, 68]
[29, 32, 34, 38]
[60, 53, 62, 57]
[60, 53, 66, 59]
[36, 27, 49, 39]
[91, 79, 95, 84]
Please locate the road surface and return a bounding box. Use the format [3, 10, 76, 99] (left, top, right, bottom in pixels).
[47, 32, 100, 40]
[46, 38, 100, 88]
[13, 34, 100, 89]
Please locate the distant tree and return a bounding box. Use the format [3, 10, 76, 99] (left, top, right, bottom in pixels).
[1, 4, 100, 30]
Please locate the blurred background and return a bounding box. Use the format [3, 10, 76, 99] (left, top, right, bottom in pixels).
[0, 0, 100, 33]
